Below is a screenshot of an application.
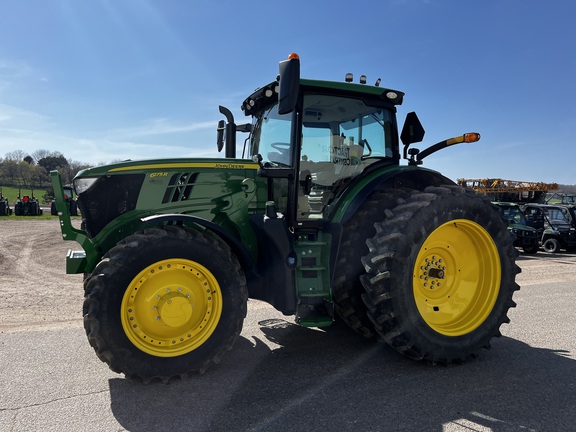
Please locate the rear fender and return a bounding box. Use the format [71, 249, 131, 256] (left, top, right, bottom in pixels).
[335, 166, 455, 225]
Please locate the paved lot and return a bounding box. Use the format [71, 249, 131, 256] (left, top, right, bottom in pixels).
[1, 220, 575, 431]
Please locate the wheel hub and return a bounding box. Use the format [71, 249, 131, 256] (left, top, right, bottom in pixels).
[121, 259, 222, 357]
[157, 292, 194, 328]
[416, 256, 447, 291]
[413, 219, 501, 336]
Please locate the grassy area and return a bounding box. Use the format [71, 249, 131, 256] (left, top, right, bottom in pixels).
[0, 185, 51, 204]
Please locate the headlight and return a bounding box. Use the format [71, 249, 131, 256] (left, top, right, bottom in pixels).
[74, 177, 99, 194]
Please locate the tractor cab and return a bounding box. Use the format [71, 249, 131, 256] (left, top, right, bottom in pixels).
[247, 88, 402, 221]
[219, 54, 414, 227]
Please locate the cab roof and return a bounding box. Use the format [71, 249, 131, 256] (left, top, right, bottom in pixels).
[241, 78, 404, 116]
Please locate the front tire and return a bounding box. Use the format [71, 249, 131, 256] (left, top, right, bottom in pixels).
[83, 226, 247, 382]
[361, 185, 520, 364]
[543, 238, 561, 253]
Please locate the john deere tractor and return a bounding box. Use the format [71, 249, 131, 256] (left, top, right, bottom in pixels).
[13, 188, 43, 216]
[51, 54, 520, 382]
[0, 188, 12, 216]
[51, 185, 78, 216]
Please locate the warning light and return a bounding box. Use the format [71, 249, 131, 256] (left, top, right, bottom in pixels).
[463, 133, 481, 143]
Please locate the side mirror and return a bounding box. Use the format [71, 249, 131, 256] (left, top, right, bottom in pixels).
[400, 112, 425, 145]
[216, 119, 225, 153]
[400, 111, 425, 161]
[278, 53, 300, 115]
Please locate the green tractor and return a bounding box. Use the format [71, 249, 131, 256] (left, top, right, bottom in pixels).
[0, 188, 12, 216]
[51, 54, 520, 382]
[51, 185, 78, 216]
[13, 188, 43, 216]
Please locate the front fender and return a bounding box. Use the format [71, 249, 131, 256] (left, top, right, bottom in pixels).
[140, 214, 255, 274]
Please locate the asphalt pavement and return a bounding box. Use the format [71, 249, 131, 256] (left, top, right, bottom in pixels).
[1, 253, 575, 432]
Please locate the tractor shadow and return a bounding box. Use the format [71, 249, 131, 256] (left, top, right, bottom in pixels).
[109, 318, 576, 432]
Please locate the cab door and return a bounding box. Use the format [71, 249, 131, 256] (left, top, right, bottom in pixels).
[297, 93, 397, 221]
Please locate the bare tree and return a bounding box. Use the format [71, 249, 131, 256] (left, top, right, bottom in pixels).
[4, 150, 27, 161]
[31, 149, 54, 164]
[61, 160, 92, 184]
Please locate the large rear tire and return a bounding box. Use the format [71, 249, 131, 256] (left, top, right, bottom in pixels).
[83, 226, 247, 382]
[332, 189, 407, 339]
[361, 185, 520, 363]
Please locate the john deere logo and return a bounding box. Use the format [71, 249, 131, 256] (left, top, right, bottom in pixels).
[150, 172, 169, 178]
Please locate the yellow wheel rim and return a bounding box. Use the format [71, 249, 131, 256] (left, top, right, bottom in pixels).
[121, 258, 222, 357]
[413, 219, 501, 336]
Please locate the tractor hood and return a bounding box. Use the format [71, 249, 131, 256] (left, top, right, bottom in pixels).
[73, 157, 259, 192]
[70, 157, 262, 240]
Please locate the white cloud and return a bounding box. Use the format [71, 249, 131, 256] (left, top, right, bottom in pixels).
[0, 103, 221, 164]
[108, 118, 216, 139]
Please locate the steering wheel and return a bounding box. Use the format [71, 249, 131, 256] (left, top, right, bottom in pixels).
[268, 142, 291, 166]
[271, 142, 290, 152]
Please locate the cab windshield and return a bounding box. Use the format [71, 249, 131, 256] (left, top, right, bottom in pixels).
[250, 104, 292, 166]
[249, 95, 397, 167]
[249, 94, 398, 219]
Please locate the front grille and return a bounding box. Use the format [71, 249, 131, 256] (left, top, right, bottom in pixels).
[78, 174, 145, 238]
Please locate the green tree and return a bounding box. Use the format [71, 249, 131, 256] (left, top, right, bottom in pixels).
[19, 162, 46, 188]
[37, 154, 69, 175]
[0, 159, 19, 183]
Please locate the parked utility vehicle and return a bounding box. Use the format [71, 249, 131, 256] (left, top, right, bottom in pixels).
[523, 204, 576, 252]
[492, 202, 539, 254]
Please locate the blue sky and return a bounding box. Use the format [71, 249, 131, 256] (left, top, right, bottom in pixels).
[0, 0, 575, 184]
